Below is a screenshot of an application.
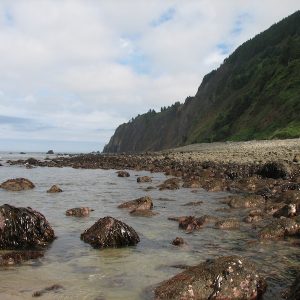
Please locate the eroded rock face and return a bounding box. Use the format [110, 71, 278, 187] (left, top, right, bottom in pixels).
[137, 176, 152, 183]
[65, 207, 93, 217]
[0, 204, 55, 249]
[154, 256, 267, 300]
[47, 185, 63, 193]
[80, 216, 140, 249]
[0, 251, 44, 266]
[0, 178, 35, 191]
[117, 170, 130, 177]
[118, 196, 153, 211]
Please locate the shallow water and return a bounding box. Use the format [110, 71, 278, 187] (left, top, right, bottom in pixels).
[0, 153, 299, 299]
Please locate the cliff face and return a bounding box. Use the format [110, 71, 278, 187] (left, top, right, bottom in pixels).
[103, 11, 300, 153]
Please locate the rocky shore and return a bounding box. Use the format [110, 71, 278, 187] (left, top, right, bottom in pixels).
[2, 138, 300, 299]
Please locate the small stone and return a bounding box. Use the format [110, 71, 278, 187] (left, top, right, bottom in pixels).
[47, 185, 63, 193]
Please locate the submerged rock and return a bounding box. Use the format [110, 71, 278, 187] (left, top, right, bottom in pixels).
[158, 178, 180, 190]
[0, 204, 55, 249]
[286, 271, 300, 300]
[178, 216, 204, 233]
[154, 256, 267, 300]
[33, 284, 63, 297]
[0, 178, 35, 191]
[137, 176, 152, 183]
[0, 251, 44, 266]
[258, 217, 300, 239]
[47, 185, 63, 193]
[118, 196, 153, 211]
[80, 216, 140, 249]
[227, 194, 265, 209]
[65, 207, 93, 217]
[215, 218, 240, 230]
[117, 170, 130, 177]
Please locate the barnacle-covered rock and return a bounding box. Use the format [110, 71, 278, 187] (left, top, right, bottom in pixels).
[0, 204, 55, 249]
[155, 256, 267, 300]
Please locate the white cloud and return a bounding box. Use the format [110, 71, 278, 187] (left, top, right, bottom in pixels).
[0, 0, 299, 151]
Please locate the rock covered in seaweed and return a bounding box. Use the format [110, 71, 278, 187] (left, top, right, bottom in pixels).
[0, 204, 55, 249]
[80, 216, 140, 249]
[154, 256, 267, 300]
[0, 178, 35, 191]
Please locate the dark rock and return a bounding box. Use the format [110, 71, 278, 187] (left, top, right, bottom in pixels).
[227, 194, 265, 208]
[0, 204, 55, 249]
[182, 201, 203, 206]
[171, 237, 186, 246]
[26, 158, 39, 165]
[33, 284, 63, 297]
[47, 185, 63, 193]
[117, 170, 130, 177]
[118, 196, 153, 211]
[257, 161, 290, 179]
[215, 218, 240, 229]
[137, 176, 152, 183]
[154, 256, 267, 300]
[0, 178, 35, 191]
[46, 150, 54, 154]
[80, 216, 140, 249]
[66, 207, 93, 217]
[258, 217, 300, 239]
[178, 216, 204, 233]
[158, 178, 180, 190]
[0, 250, 44, 266]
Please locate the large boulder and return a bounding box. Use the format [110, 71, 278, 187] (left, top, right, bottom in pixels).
[118, 196, 153, 211]
[0, 204, 55, 249]
[0, 178, 35, 191]
[155, 256, 267, 300]
[80, 216, 140, 249]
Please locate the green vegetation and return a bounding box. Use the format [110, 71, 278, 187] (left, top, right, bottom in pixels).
[104, 11, 300, 153]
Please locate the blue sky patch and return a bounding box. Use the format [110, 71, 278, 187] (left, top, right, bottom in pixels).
[151, 7, 176, 27]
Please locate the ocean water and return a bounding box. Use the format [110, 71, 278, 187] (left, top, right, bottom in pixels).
[0, 152, 299, 299]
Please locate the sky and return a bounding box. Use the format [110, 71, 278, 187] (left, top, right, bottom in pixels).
[0, 1, 299, 153]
